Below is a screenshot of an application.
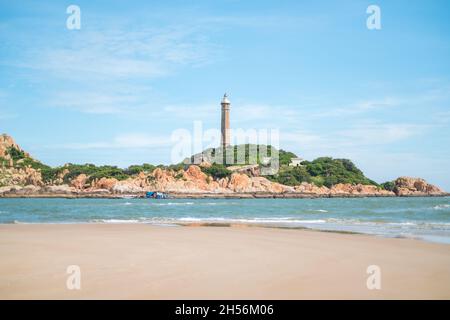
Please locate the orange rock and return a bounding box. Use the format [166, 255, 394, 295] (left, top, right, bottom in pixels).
[294, 182, 329, 194]
[138, 171, 146, 179]
[228, 173, 251, 192]
[93, 177, 118, 190]
[54, 169, 70, 184]
[71, 174, 88, 189]
[184, 165, 207, 181]
[0, 134, 21, 158]
[394, 176, 444, 195]
[218, 177, 229, 188]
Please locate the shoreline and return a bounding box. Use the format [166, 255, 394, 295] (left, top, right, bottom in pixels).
[1, 223, 449, 299]
[1, 220, 447, 245]
[1, 191, 449, 199]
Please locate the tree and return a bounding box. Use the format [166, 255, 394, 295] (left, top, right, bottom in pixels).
[201, 163, 231, 180]
[125, 163, 156, 175]
[271, 166, 311, 186]
[301, 157, 376, 187]
[380, 181, 395, 191]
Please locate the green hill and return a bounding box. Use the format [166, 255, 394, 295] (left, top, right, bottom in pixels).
[268, 157, 378, 187]
[185, 144, 377, 188]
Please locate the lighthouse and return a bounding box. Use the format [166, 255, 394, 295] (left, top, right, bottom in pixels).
[220, 93, 231, 149]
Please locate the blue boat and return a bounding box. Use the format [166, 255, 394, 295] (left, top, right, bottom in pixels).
[145, 191, 168, 199]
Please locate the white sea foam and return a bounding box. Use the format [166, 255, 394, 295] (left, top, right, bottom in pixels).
[387, 222, 416, 226]
[433, 204, 450, 210]
[201, 202, 239, 205]
[152, 202, 194, 206]
[163, 217, 450, 230]
[96, 219, 140, 223]
[314, 209, 328, 213]
[177, 217, 225, 222]
[175, 217, 326, 224]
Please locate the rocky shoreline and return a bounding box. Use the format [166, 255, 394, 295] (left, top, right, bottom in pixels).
[1, 134, 447, 199]
[1, 164, 448, 199]
[1, 188, 448, 199]
[1, 163, 447, 199]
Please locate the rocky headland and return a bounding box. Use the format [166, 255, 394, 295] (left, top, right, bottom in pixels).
[0, 134, 447, 198]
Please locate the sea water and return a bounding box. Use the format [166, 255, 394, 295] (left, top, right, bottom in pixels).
[1, 197, 450, 244]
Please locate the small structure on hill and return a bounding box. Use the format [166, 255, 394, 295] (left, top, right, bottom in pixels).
[289, 157, 304, 167]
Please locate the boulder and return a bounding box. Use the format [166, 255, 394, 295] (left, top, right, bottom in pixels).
[0, 134, 22, 158]
[184, 165, 207, 181]
[394, 177, 444, 196]
[92, 177, 118, 190]
[0, 186, 13, 195]
[44, 185, 77, 194]
[0, 166, 43, 187]
[54, 168, 70, 185]
[228, 173, 251, 192]
[71, 174, 88, 189]
[329, 183, 395, 196]
[112, 182, 143, 194]
[294, 182, 329, 195]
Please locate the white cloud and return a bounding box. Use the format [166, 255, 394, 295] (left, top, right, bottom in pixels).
[49, 87, 149, 115]
[6, 23, 221, 115]
[233, 104, 300, 122]
[310, 97, 401, 118]
[162, 103, 217, 120]
[19, 25, 219, 81]
[281, 131, 323, 147]
[432, 110, 450, 124]
[277, 122, 427, 161]
[337, 123, 424, 145]
[53, 133, 172, 150]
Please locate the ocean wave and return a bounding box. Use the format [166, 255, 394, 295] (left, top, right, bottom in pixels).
[92, 219, 140, 223]
[151, 202, 194, 206]
[175, 217, 327, 224]
[206, 202, 240, 205]
[387, 222, 416, 226]
[323, 219, 450, 229]
[313, 209, 328, 213]
[58, 215, 450, 230]
[110, 216, 450, 228]
[433, 204, 450, 210]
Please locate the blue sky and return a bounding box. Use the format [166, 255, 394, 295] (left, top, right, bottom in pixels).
[1, 0, 450, 188]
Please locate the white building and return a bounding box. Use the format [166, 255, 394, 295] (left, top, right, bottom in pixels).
[289, 157, 304, 167]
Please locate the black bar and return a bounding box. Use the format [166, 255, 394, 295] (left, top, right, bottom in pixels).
[1, 300, 447, 319]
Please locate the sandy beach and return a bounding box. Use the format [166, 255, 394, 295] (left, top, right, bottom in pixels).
[0, 223, 449, 299]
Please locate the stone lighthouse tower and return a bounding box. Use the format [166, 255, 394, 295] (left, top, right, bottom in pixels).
[220, 93, 231, 149]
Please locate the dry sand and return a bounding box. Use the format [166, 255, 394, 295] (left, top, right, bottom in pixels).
[0, 223, 449, 299]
